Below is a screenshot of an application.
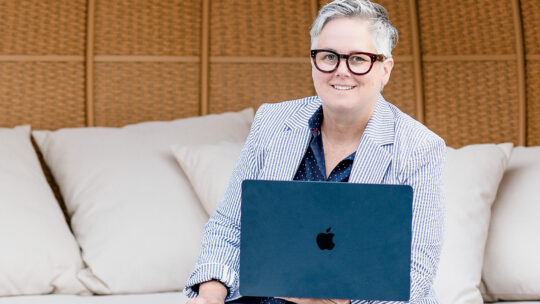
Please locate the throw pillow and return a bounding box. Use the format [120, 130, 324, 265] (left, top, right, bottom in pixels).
[171, 141, 244, 216]
[0, 126, 88, 295]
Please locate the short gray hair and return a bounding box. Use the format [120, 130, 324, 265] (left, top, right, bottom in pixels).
[310, 0, 398, 58]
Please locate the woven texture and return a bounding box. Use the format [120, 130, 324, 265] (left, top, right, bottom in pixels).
[424, 61, 519, 147]
[209, 63, 314, 113]
[418, 0, 515, 55]
[0, 0, 86, 55]
[383, 61, 416, 119]
[94, 0, 201, 55]
[0, 62, 85, 129]
[522, 0, 540, 55]
[527, 61, 540, 146]
[93, 63, 199, 126]
[211, 0, 312, 57]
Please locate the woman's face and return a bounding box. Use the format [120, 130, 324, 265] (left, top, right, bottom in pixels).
[312, 17, 394, 115]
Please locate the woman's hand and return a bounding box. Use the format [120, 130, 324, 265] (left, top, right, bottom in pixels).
[276, 297, 350, 304]
[186, 281, 228, 304]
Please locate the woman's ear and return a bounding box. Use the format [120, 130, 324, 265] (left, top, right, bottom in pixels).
[381, 58, 394, 87]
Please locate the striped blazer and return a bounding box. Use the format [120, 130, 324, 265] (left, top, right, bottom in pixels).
[184, 95, 446, 304]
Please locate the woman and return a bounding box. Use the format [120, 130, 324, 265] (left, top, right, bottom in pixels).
[184, 0, 445, 303]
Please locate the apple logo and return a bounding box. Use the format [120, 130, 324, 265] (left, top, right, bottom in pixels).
[316, 227, 335, 250]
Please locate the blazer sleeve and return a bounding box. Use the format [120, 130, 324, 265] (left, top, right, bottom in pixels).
[183, 105, 268, 301]
[403, 135, 445, 303]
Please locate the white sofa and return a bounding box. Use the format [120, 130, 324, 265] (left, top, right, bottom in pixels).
[0, 108, 539, 304]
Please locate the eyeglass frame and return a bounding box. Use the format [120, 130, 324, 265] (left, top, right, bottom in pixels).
[310, 49, 386, 76]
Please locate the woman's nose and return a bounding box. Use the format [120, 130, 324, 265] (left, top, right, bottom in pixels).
[335, 58, 351, 76]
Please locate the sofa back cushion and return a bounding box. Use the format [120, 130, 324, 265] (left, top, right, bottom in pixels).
[0, 126, 88, 296]
[481, 146, 540, 301]
[433, 143, 512, 304]
[32, 108, 254, 294]
[171, 141, 244, 216]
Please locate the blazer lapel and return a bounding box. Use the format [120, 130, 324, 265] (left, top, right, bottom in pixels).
[259, 98, 322, 181]
[349, 96, 395, 184]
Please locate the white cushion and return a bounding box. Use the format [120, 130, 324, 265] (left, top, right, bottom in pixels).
[171, 141, 244, 216]
[481, 146, 540, 301]
[0, 126, 88, 295]
[0, 292, 188, 304]
[433, 143, 513, 304]
[32, 109, 254, 294]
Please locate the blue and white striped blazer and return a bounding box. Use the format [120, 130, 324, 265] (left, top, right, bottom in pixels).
[184, 95, 446, 304]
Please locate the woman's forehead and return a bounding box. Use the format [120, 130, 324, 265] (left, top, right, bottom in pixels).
[317, 18, 376, 52]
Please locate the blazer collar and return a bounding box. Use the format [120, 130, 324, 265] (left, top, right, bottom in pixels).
[283, 96, 322, 131]
[284, 95, 395, 146]
[349, 95, 395, 184]
[266, 95, 396, 183]
[362, 95, 396, 147]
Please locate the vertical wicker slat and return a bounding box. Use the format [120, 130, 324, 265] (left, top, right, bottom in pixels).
[408, 0, 424, 123]
[527, 61, 540, 146]
[86, 0, 96, 126]
[521, 0, 540, 145]
[511, 0, 527, 146]
[200, 0, 210, 115]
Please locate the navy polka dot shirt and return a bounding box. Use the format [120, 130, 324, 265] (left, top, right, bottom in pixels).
[294, 106, 356, 182]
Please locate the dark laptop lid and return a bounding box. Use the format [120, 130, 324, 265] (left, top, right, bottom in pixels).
[239, 180, 412, 302]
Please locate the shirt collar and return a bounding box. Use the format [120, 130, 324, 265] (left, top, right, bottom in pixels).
[308, 106, 324, 133]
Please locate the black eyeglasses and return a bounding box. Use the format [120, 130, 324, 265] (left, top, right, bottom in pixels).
[310, 49, 386, 75]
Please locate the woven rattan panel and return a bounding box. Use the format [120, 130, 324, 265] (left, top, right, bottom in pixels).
[522, 0, 540, 55]
[527, 61, 540, 146]
[94, 0, 200, 55]
[210, 0, 312, 57]
[209, 63, 314, 113]
[384, 61, 415, 119]
[93, 63, 199, 126]
[0, 62, 86, 129]
[0, 0, 86, 55]
[418, 0, 515, 55]
[424, 61, 519, 147]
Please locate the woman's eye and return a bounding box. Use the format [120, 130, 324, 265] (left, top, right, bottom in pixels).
[324, 54, 337, 61]
[351, 56, 366, 63]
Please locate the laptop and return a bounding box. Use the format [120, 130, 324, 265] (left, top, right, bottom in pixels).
[239, 180, 413, 302]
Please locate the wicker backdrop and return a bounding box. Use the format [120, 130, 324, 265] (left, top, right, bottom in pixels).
[0, 0, 539, 147]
